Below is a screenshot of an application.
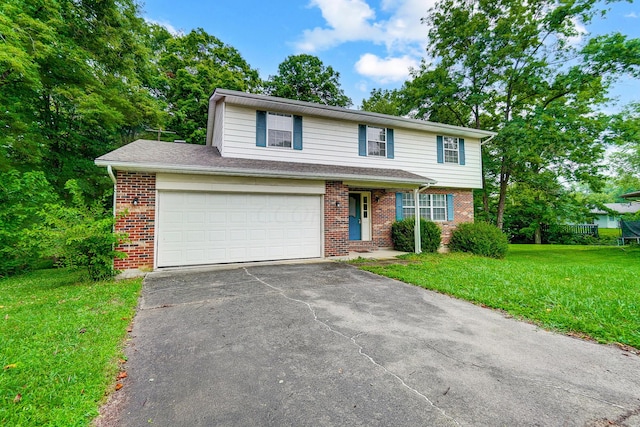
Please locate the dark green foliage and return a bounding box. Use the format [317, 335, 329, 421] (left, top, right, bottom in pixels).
[391, 217, 441, 253]
[0, 171, 58, 277]
[29, 181, 125, 281]
[449, 222, 509, 259]
[266, 54, 352, 107]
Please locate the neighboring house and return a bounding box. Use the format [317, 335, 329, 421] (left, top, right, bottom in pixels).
[590, 202, 640, 228]
[95, 89, 495, 273]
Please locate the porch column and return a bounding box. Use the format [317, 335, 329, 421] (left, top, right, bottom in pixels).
[414, 188, 421, 254]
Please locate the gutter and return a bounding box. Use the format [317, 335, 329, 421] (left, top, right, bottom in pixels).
[95, 161, 436, 187]
[413, 183, 432, 254]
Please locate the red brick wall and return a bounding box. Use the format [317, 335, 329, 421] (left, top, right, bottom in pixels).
[324, 181, 349, 256]
[425, 188, 474, 244]
[114, 171, 156, 271]
[371, 190, 395, 248]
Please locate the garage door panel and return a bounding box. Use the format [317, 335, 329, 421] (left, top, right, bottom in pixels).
[157, 191, 322, 267]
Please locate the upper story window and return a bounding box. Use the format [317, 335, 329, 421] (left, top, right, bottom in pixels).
[437, 135, 465, 165]
[358, 124, 394, 159]
[256, 110, 303, 150]
[443, 136, 459, 164]
[267, 112, 292, 148]
[367, 126, 386, 157]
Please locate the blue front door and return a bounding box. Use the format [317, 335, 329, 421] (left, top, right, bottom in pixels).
[349, 194, 361, 240]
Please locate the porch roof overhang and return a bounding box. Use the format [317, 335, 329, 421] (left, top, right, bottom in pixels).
[621, 191, 640, 200]
[95, 140, 436, 188]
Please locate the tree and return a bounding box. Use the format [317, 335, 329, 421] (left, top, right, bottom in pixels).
[0, 0, 163, 198]
[155, 28, 261, 143]
[360, 88, 407, 115]
[266, 54, 352, 107]
[414, 0, 640, 230]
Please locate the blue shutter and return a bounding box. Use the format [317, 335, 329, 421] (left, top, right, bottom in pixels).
[447, 194, 454, 221]
[293, 115, 303, 150]
[459, 138, 465, 165]
[358, 124, 367, 156]
[256, 111, 267, 147]
[386, 128, 394, 159]
[437, 135, 444, 163]
[396, 193, 404, 220]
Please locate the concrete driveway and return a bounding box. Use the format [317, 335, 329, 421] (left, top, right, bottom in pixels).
[112, 262, 640, 426]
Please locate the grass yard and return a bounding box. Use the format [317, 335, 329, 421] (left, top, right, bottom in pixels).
[599, 228, 621, 238]
[356, 245, 640, 350]
[0, 269, 142, 426]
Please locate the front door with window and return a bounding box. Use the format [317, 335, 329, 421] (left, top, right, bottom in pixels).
[349, 194, 361, 240]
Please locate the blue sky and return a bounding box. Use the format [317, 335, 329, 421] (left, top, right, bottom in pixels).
[142, 0, 640, 110]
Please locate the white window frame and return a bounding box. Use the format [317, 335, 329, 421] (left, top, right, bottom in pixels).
[402, 193, 448, 222]
[267, 112, 293, 148]
[443, 136, 460, 164]
[367, 126, 386, 157]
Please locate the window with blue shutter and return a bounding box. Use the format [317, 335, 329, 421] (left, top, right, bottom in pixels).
[386, 128, 394, 159]
[256, 111, 267, 147]
[437, 135, 444, 163]
[358, 124, 367, 156]
[293, 115, 303, 150]
[395, 193, 404, 220]
[459, 138, 465, 165]
[438, 135, 465, 165]
[447, 194, 454, 221]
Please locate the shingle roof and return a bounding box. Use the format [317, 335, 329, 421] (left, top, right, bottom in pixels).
[591, 202, 640, 215]
[95, 140, 436, 187]
[621, 191, 640, 199]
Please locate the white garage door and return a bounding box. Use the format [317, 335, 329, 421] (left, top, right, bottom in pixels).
[157, 191, 322, 267]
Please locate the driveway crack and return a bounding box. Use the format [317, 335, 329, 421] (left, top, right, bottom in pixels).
[243, 267, 460, 426]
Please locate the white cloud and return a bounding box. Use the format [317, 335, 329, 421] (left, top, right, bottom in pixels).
[624, 12, 638, 18]
[295, 0, 434, 53]
[145, 18, 181, 36]
[354, 53, 418, 83]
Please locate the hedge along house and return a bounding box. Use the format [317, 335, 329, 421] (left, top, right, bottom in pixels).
[95, 89, 496, 274]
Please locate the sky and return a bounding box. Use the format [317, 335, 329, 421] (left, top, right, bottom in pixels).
[141, 0, 640, 110]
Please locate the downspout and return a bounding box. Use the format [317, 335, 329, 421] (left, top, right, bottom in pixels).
[107, 165, 117, 216]
[414, 184, 432, 254]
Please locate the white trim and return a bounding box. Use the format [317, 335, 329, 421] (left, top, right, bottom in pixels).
[156, 173, 325, 195]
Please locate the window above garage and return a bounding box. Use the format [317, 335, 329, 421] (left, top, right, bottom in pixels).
[256, 110, 303, 150]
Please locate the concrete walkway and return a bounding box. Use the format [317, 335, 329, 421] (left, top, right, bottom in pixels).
[111, 262, 640, 426]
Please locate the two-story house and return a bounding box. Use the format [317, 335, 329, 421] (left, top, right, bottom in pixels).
[95, 89, 495, 274]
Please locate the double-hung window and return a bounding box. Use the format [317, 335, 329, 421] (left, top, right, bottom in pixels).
[367, 126, 386, 157]
[402, 193, 448, 221]
[437, 135, 465, 165]
[267, 112, 293, 148]
[256, 111, 303, 150]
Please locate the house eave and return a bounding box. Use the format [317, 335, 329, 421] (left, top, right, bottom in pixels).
[95, 160, 436, 188]
[210, 89, 497, 140]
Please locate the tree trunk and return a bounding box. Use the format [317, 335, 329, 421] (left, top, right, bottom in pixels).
[534, 226, 542, 244]
[495, 164, 510, 230]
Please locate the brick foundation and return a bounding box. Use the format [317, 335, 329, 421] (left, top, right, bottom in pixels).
[114, 171, 156, 271]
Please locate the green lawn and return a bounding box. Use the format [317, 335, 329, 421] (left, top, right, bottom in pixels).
[356, 245, 640, 349]
[0, 269, 142, 426]
[599, 228, 621, 238]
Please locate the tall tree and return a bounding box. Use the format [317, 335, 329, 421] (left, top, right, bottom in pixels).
[266, 54, 352, 107]
[155, 28, 261, 144]
[413, 0, 640, 229]
[0, 0, 163, 197]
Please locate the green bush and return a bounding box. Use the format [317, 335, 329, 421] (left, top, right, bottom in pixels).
[449, 221, 509, 259]
[29, 180, 126, 281]
[391, 217, 441, 253]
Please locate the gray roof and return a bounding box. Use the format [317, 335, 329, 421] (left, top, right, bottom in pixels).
[95, 140, 436, 187]
[621, 191, 640, 199]
[210, 89, 497, 140]
[591, 202, 640, 215]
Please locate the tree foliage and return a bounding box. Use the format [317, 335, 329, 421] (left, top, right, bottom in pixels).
[154, 28, 261, 143]
[362, 0, 640, 235]
[266, 54, 352, 107]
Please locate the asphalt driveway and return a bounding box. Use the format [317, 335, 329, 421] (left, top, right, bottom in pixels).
[112, 262, 640, 426]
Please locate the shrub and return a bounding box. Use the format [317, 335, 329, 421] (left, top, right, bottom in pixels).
[449, 221, 509, 259]
[391, 217, 441, 253]
[30, 180, 126, 281]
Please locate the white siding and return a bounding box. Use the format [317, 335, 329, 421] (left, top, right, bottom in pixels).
[220, 104, 482, 188]
[213, 100, 224, 154]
